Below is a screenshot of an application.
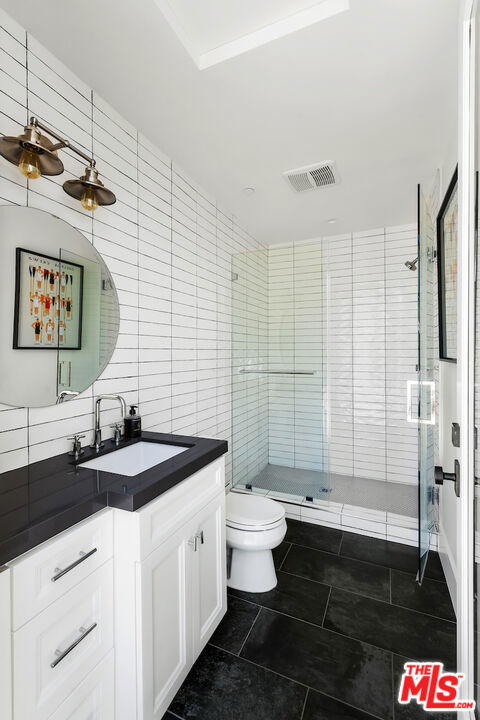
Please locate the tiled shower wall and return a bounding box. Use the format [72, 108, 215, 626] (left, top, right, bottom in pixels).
[231, 249, 269, 487]
[268, 242, 327, 471]
[326, 226, 418, 486]
[232, 225, 418, 490]
[0, 8, 264, 481]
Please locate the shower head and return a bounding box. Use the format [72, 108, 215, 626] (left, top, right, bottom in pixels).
[405, 257, 418, 271]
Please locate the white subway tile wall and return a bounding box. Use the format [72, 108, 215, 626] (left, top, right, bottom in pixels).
[232, 228, 418, 495]
[326, 227, 418, 486]
[0, 8, 264, 480]
[268, 242, 327, 472]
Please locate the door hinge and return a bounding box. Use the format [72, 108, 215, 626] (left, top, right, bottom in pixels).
[434, 460, 460, 498]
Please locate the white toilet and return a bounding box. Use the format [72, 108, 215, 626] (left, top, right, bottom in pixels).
[226, 492, 287, 593]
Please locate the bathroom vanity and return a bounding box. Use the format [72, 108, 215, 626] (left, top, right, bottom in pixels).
[0, 433, 227, 720]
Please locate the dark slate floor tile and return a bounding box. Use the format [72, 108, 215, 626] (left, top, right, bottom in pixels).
[241, 608, 393, 720]
[324, 588, 456, 668]
[229, 570, 330, 626]
[340, 534, 445, 582]
[392, 655, 454, 719]
[273, 541, 291, 569]
[209, 596, 259, 654]
[162, 714, 181, 720]
[303, 690, 381, 720]
[286, 518, 343, 554]
[391, 570, 455, 623]
[169, 644, 306, 720]
[283, 544, 390, 601]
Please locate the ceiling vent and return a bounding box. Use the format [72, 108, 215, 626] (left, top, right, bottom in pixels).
[283, 161, 340, 193]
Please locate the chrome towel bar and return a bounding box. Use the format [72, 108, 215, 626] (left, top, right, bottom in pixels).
[239, 369, 318, 376]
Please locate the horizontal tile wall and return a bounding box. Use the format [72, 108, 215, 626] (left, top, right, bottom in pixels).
[326, 226, 418, 486]
[0, 8, 264, 481]
[231, 248, 269, 486]
[232, 228, 418, 495]
[268, 242, 327, 471]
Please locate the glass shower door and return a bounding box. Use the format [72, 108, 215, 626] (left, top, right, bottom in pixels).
[417, 185, 436, 583]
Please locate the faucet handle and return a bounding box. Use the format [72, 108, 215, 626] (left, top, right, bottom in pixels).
[110, 423, 123, 445]
[67, 434, 85, 458]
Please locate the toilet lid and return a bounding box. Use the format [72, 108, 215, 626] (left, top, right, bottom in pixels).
[226, 493, 285, 528]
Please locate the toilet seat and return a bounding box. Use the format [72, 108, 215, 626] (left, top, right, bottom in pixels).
[226, 493, 285, 532]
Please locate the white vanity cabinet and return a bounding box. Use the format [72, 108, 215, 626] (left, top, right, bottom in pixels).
[5, 509, 115, 720]
[0, 455, 226, 720]
[115, 456, 227, 720]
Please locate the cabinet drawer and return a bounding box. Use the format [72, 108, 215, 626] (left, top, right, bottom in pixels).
[10, 509, 113, 630]
[13, 560, 114, 720]
[47, 651, 114, 720]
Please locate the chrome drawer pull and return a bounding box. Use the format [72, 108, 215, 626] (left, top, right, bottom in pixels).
[50, 622, 97, 668]
[51, 548, 97, 582]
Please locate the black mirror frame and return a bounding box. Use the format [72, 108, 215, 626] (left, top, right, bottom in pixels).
[436, 166, 458, 363]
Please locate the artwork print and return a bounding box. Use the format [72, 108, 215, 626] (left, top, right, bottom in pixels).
[13, 248, 83, 350]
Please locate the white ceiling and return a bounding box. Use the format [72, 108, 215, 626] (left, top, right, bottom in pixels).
[0, 0, 458, 244]
[155, 0, 349, 68]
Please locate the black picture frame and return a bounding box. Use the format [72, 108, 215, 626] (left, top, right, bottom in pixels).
[13, 247, 84, 350]
[436, 166, 458, 363]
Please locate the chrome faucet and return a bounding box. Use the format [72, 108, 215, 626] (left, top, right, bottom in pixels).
[91, 394, 126, 451]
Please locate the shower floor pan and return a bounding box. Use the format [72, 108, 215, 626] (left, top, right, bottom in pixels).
[240, 463, 417, 518]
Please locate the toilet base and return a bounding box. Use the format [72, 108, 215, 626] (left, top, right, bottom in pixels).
[227, 547, 277, 593]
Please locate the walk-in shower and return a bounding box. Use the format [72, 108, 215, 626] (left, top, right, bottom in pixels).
[231, 229, 421, 540]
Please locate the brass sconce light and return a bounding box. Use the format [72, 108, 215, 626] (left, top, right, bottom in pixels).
[0, 117, 116, 211]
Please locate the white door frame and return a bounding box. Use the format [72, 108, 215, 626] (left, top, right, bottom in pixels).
[457, 0, 477, 710]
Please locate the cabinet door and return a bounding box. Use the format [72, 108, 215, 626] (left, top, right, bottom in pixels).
[191, 494, 226, 657]
[136, 524, 194, 720]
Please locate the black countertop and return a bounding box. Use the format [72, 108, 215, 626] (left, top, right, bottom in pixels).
[0, 431, 228, 566]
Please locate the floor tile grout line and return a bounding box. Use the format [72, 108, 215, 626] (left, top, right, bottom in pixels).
[228, 568, 455, 625]
[337, 530, 344, 555]
[237, 605, 262, 656]
[236, 603, 401, 659]
[393, 567, 450, 587]
[207, 641, 388, 720]
[278, 542, 292, 571]
[299, 687, 309, 720]
[339, 546, 445, 583]
[321, 586, 332, 627]
[229, 601, 455, 665]
[287, 537, 427, 577]
[277, 569, 456, 624]
[389, 567, 392, 604]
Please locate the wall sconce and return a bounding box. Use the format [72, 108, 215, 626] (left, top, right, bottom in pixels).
[0, 117, 116, 211]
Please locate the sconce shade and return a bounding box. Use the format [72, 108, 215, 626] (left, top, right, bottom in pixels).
[63, 165, 116, 208]
[0, 125, 64, 176]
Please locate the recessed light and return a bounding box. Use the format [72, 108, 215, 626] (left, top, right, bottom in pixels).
[327, 218, 337, 224]
[242, 187, 256, 196]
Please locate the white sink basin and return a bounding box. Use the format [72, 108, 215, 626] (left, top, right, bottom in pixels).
[79, 441, 189, 476]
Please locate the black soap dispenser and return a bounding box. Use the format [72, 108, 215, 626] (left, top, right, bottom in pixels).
[125, 405, 142, 439]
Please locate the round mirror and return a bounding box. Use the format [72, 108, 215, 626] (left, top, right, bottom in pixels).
[0, 206, 120, 407]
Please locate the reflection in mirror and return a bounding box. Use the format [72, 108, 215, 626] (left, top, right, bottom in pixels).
[0, 206, 120, 408]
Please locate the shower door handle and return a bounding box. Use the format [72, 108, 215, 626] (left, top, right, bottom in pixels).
[407, 380, 435, 425]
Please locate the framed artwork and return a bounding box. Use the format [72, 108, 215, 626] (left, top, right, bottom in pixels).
[437, 167, 458, 362]
[13, 248, 83, 350]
